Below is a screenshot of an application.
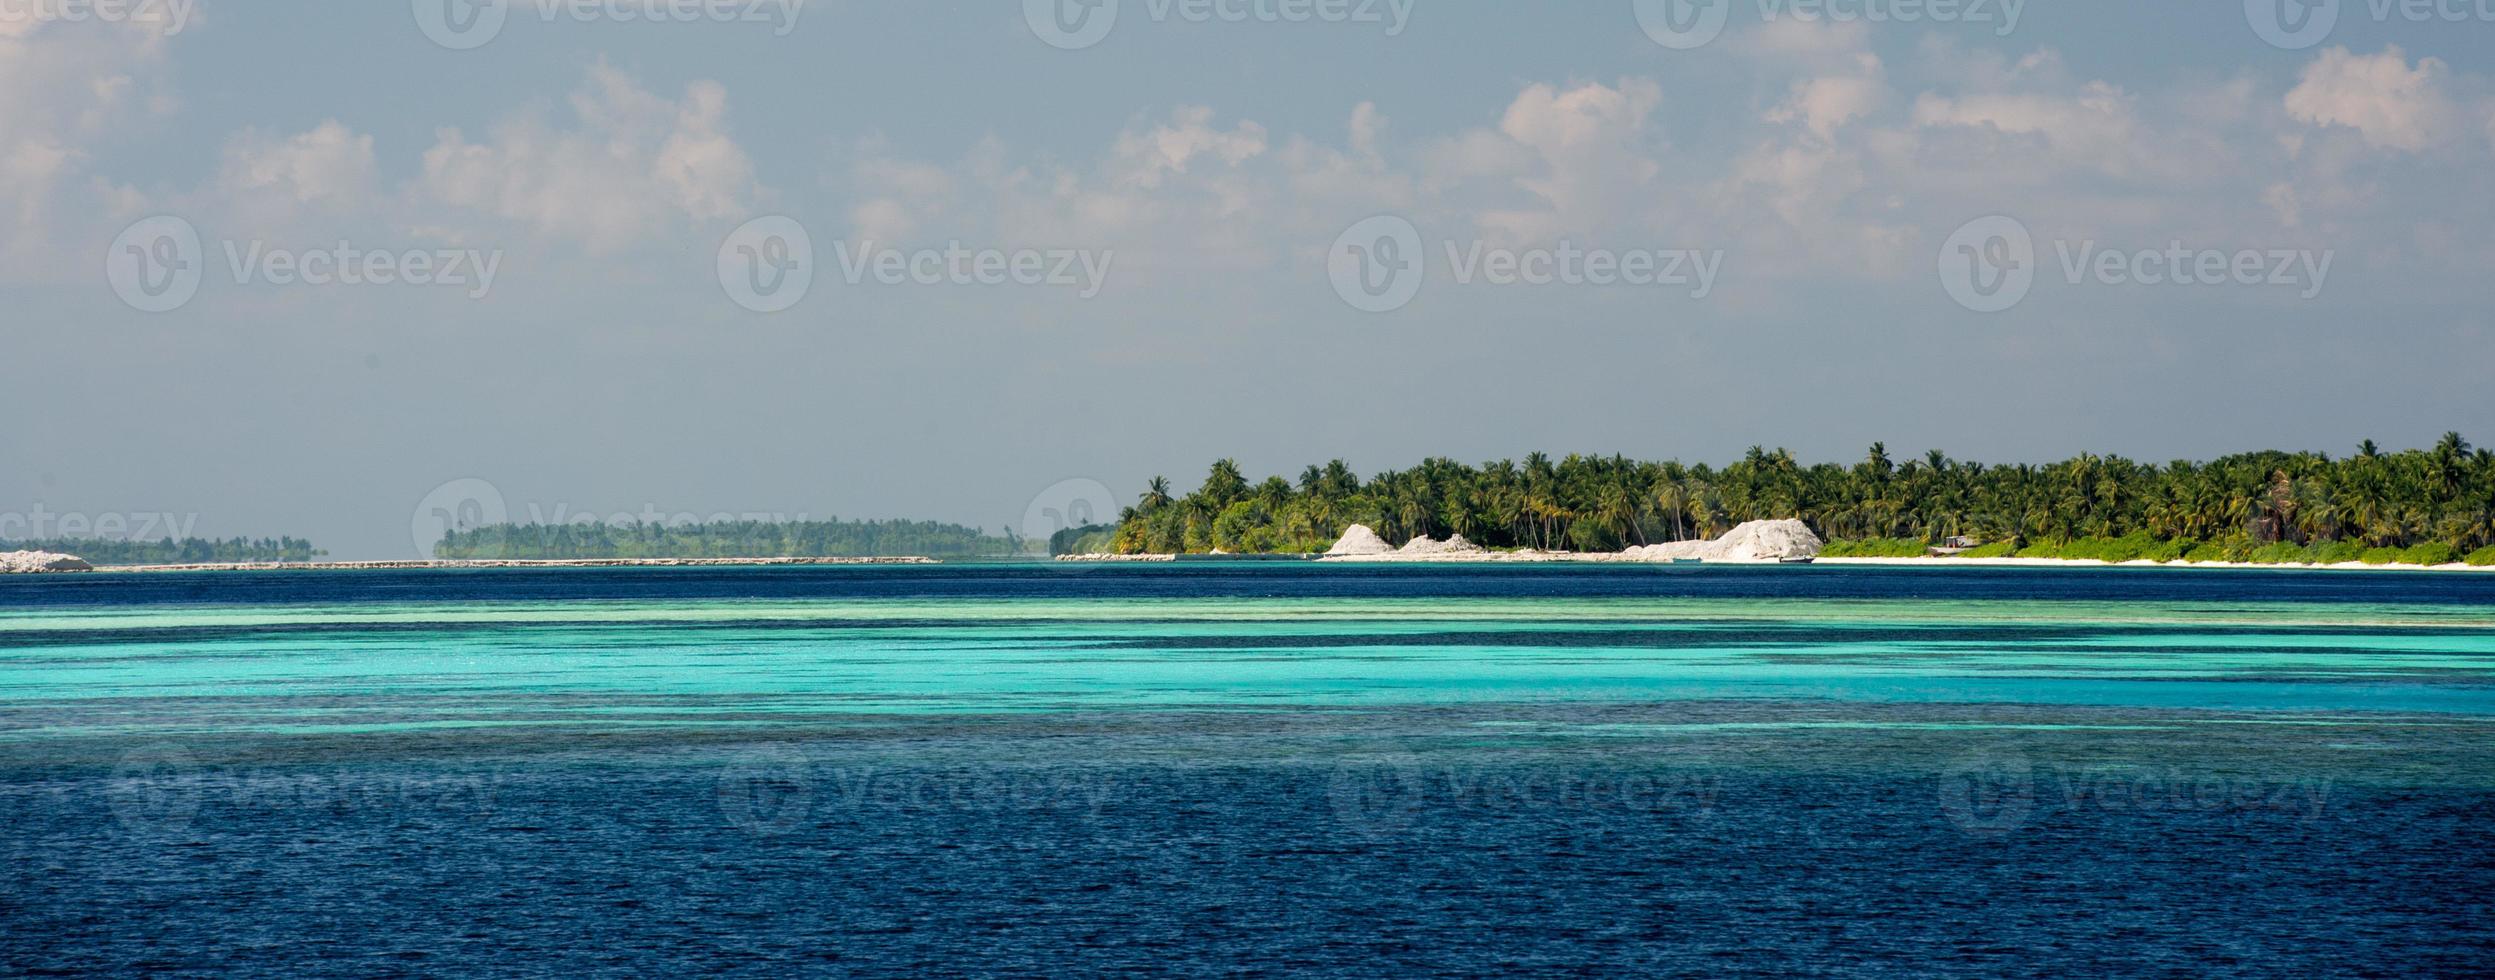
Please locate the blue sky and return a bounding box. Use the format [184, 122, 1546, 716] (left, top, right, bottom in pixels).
[4, 0, 2492, 557]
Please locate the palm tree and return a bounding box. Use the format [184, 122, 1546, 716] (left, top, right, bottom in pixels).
[1653, 479, 1689, 541]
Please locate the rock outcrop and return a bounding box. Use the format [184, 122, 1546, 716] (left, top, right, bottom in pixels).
[0, 551, 94, 573]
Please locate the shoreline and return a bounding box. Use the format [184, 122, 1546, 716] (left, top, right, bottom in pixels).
[82, 556, 941, 573]
[1814, 555, 2495, 573]
[1067, 552, 2495, 573]
[9, 554, 2486, 574]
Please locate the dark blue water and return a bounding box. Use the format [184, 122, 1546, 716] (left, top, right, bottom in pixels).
[4, 565, 2493, 976]
[11, 561, 2495, 607]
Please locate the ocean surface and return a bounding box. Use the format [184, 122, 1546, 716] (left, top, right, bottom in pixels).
[3, 564, 2492, 976]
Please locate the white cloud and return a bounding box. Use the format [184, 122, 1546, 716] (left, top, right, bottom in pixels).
[1108, 105, 1268, 189]
[0, 16, 172, 278]
[420, 64, 760, 252]
[2285, 46, 2458, 152]
[218, 121, 377, 209]
[1770, 68, 1887, 139]
[1741, 16, 1874, 62]
[836, 107, 1302, 277]
[1912, 81, 2150, 174]
[1475, 79, 1665, 243]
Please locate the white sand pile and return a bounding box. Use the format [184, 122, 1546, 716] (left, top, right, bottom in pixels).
[1713, 519, 1823, 560]
[1620, 520, 1822, 562]
[1397, 534, 1488, 556]
[0, 551, 94, 573]
[1326, 524, 1396, 556]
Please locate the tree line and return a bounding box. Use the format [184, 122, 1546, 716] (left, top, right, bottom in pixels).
[1106, 435, 2495, 563]
[433, 518, 1019, 559]
[0, 537, 324, 565]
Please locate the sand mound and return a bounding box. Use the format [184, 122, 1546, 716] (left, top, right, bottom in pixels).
[1398, 534, 1487, 555]
[1711, 519, 1823, 560]
[1620, 520, 1822, 562]
[0, 551, 94, 573]
[1326, 524, 1395, 556]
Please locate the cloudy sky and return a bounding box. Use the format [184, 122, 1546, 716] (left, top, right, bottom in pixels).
[4, 0, 2492, 558]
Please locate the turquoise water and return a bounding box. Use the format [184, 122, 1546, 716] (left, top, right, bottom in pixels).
[8, 586, 2495, 743]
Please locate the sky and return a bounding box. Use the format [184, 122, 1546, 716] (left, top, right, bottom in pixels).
[3, 0, 2493, 558]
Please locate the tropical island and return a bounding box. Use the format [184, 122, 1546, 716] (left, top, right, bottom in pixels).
[0, 536, 323, 566]
[1084, 436, 2495, 568]
[433, 517, 1019, 560]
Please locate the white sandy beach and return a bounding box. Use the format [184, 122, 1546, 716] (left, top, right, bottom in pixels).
[1816, 556, 2495, 573]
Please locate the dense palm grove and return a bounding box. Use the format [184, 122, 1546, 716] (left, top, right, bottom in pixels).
[435, 519, 1016, 559]
[1103, 435, 2495, 564]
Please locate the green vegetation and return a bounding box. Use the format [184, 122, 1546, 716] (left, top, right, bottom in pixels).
[1109, 434, 2495, 563]
[1910, 535, 2462, 567]
[2312, 541, 2365, 564]
[1049, 524, 1119, 557]
[2401, 543, 2457, 566]
[0, 537, 323, 565]
[433, 519, 1017, 559]
[1819, 538, 1929, 558]
[2469, 546, 2495, 567]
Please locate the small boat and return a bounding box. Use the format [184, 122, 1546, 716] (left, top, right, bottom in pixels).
[1779, 557, 1816, 565]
